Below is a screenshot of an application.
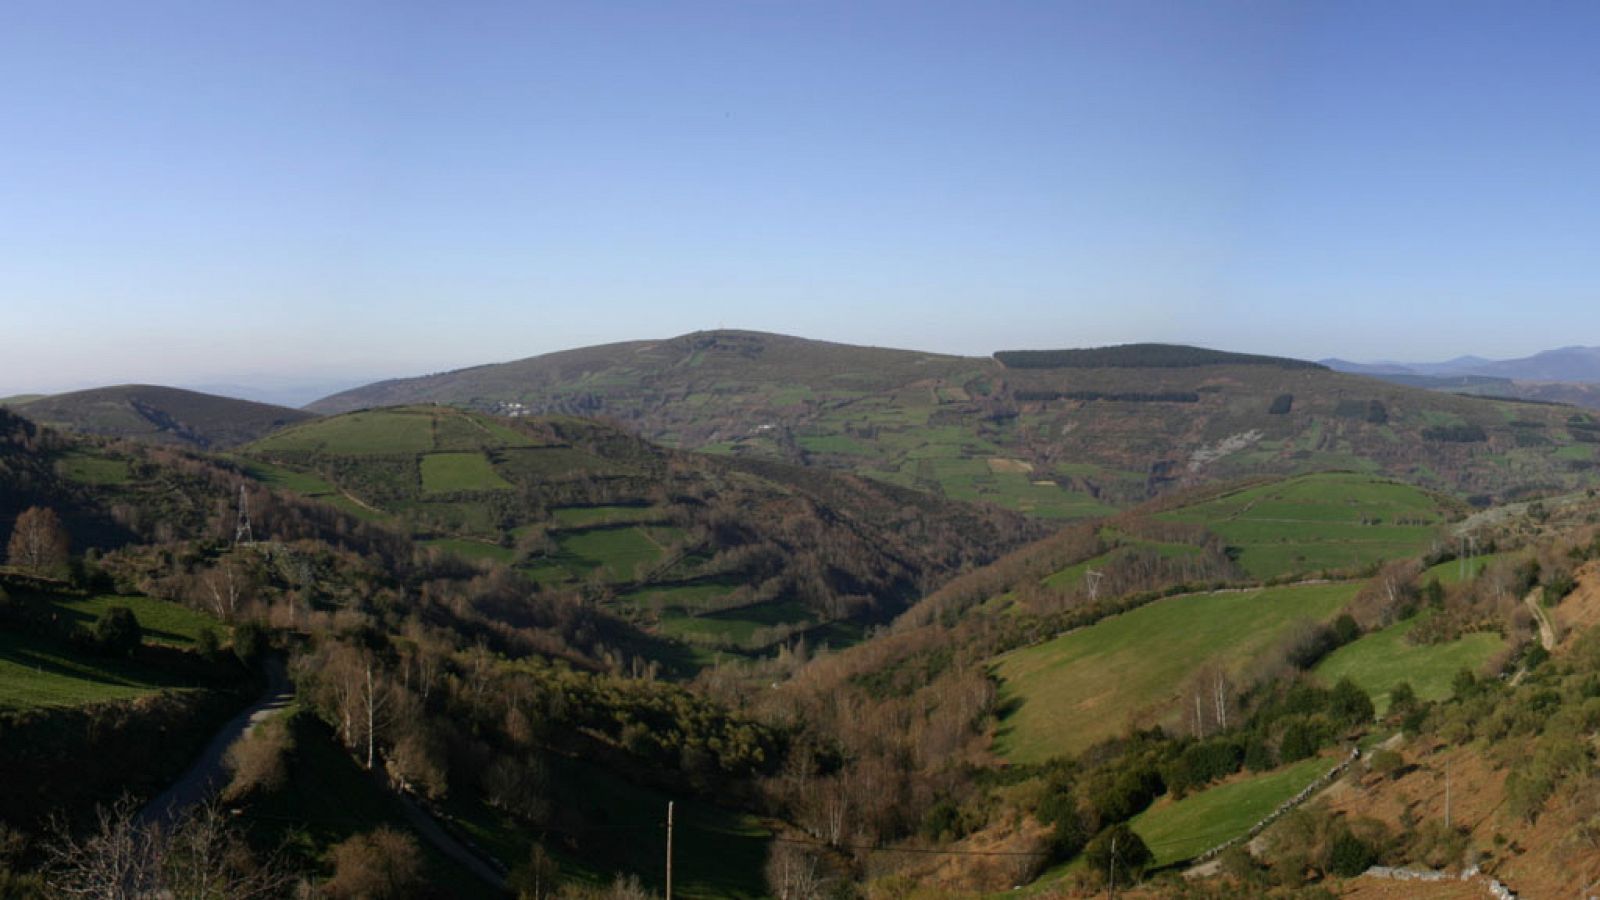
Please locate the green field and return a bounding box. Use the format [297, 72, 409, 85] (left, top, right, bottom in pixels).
[992, 582, 1358, 762]
[1420, 553, 1502, 587]
[657, 599, 815, 646]
[527, 526, 684, 584]
[55, 450, 131, 485]
[250, 408, 438, 455]
[619, 581, 736, 610]
[1314, 614, 1505, 714]
[798, 434, 872, 455]
[1160, 473, 1451, 578]
[45, 593, 222, 647]
[238, 458, 340, 495]
[921, 457, 1116, 519]
[420, 452, 514, 493]
[0, 630, 193, 710]
[1130, 754, 1333, 866]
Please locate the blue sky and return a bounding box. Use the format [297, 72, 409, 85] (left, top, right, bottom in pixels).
[4, 1, 1600, 397]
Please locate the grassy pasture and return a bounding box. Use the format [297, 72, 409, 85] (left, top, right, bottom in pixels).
[528, 525, 685, 583]
[55, 450, 131, 485]
[0, 630, 191, 711]
[1314, 614, 1504, 714]
[619, 581, 736, 610]
[45, 593, 221, 647]
[657, 599, 815, 646]
[238, 458, 339, 496]
[1159, 473, 1451, 578]
[798, 434, 872, 455]
[992, 583, 1358, 762]
[250, 408, 437, 455]
[1129, 754, 1334, 866]
[419, 452, 514, 493]
[430, 412, 536, 450]
[933, 459, 1115, 520]
[1420, 553, 1501, 586]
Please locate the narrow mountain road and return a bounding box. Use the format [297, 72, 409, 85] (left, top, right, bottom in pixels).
[1525, 591, 1556, 651]
[137, 656, 293, 830]
[375, 770, 510, 893]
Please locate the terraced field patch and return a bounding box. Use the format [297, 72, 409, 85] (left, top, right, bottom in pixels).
[1420, 553, 1502, 586]
[657, 599, 814, 646]
[0, 630, 191, 710]
[1314, 613, 1504, 714]
[1159, 473, 1454, 579]
[55, 450, 131, 485]
[251, 408, 437, 455]
[44, 593, 221, 647]
[420, 452, 514, 493]
[1130, 754, 1334, 866]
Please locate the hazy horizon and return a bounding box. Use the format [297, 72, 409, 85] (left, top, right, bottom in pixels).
[6, 1, 1600, 394]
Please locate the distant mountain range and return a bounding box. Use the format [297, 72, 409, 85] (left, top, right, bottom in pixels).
[1321, 346, 1600, 408]
[1323, 346, 1600, 384]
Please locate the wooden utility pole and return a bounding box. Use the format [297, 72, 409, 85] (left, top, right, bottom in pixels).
[666, 801, 674, 900]
[1444, 760, 1452, 830]
[1106, 832, 1118, 900]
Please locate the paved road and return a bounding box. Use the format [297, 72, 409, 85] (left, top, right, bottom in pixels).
[135, 656, 508, 894]
[137, 656, 293, 829]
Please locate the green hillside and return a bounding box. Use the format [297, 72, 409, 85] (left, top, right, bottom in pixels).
[992, 582, 1359, 762]
[243, 406, 1040, 661]
[306, 331, 1600, 517]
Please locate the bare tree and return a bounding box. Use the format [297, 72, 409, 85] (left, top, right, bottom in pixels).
[43, 797, 165, 898]
[7, 506, 69, 575]
[204, 559, 247, 621]
[44, 797, 292, 899]
[764, 842, 825, 900]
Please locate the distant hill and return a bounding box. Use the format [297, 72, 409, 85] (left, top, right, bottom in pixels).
[1473, 345, 1600, 382]
[996, 343, 1323, 370]
[304, 331, 1600, 511]
[2, 385, 314, 450]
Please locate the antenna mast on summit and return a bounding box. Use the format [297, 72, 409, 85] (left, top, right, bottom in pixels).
[235, 485, 254, 545]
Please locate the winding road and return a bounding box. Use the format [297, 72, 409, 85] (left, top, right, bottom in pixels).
[1525, 591, 1556, 651]
[135, 656, 510, 893]
[137, 656, 294, 830]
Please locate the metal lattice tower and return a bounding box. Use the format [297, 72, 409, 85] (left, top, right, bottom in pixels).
[234, 484, 254, 545]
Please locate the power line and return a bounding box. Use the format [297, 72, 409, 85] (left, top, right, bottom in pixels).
[768, 835, 1047, 857]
